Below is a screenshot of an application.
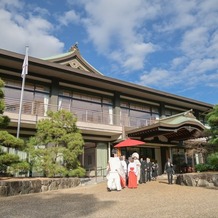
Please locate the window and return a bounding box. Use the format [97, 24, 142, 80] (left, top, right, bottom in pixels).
[59, 90, 113, 124]
[120, 100, 160, 127]
[3, 78, 50, 116]
[88, 155, 92, 165]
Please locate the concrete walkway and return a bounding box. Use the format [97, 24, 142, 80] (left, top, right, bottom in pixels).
[1, 175, 218, 218]
[80, 176, 106, 186]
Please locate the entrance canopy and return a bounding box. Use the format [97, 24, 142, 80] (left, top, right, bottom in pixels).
[127, 110, 206, 143]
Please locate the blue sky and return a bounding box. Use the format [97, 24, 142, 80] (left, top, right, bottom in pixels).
[0, 0, 218, 105]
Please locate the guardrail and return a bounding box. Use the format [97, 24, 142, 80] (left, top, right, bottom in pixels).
[4, 97, 158, 128]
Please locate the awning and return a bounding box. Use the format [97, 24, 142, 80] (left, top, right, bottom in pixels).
[114, 138, 145, 148]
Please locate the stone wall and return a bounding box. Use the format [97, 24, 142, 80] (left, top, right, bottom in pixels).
[176, 172, 218, 188]
[0, 177, 80, 197]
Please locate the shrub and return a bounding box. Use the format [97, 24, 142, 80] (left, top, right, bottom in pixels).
[195, 163, 210, 172]
[207, 152, 218, 171]
[68, 167, 86, 177]
[7, 161, 30, 175]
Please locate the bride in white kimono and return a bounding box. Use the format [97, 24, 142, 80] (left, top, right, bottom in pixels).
[106, 154, 125, 191]
[132, 152, 141, 185]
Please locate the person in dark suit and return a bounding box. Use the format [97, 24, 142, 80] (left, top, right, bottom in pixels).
[164, 158, 174, 184]
[139, 157, 146, 184]
[145, 157, 152, 182]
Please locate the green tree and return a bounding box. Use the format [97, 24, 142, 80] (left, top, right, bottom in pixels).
[27, 110, 85, 177]
[207, 152, 218, 170]
[206, 104, 218, 151]
[0, 79, 29, 175]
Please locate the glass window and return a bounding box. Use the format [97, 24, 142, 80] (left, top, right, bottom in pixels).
[4, 79, 21, 88]
[165, 109, 172, 116]
[121, 101, 129, 108]
[120, 100, 160, 127]
[130, 103, 150, 112]
[3, 87, 21, 99]
[103, 98, 112, 105]
[3, 78, 50, 116]
[152, 106, 159, 113]
[59, 90, 114, 124]
[73, 92, 101, 103]
[102, 105, 113, 124]
[165, 108, 181, 116]
[121, 108, 129, 116]
[73, 100, 92, 110]
[102, 104, 111, 112]
[35, 84, 49, 92]
[130, 110, 147, 118]
[88, 155, 92, 165]
[33, 93, 49, 116]
[59, 90, 72, 97]
[58, 97, 71, 110]
[23, 91, 34, 101]
[25, 82, 34, 91]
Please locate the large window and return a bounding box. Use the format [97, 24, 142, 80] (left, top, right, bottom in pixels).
[3, 79, 50, 116]
[59, 90, 113, 124]
[120, 101, 159, 127]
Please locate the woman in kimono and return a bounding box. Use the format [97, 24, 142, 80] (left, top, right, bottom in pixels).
[127, 157, 137, 188]
[132, 153, 141, 184]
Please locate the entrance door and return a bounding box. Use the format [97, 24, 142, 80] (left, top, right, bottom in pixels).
[82, 142, 96, 177]
[160, 147, 168, 173]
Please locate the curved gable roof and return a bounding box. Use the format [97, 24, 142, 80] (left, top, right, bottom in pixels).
[127, 110, 206, 142]
[43, 44, 103, 75]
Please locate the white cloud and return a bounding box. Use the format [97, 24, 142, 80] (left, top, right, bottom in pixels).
[171, 57, 187, 69]
[79, 0, 160, 71]
[135, 0, 218, 95]
[0, 0, 22, 9]
[109, 42, 156, 71]
[0, 0, 64, 57]
[138, 68, 172, 87]
[58, 10, 80, 26]
[152, 0, 198, 33]
[208, 30, 218, 57]
[181, 27, 209, 58]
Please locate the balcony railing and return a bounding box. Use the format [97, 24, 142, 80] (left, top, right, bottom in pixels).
[4, 98, 157, 128]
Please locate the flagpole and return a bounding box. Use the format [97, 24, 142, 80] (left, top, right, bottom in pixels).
[17, 46, 29, 138]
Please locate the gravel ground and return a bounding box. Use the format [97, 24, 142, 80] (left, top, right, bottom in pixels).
[0, 176, 218, 218]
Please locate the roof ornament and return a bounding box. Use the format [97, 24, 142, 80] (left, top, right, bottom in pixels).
[184, 109, 195, 118]
[69, 42, 79, 52]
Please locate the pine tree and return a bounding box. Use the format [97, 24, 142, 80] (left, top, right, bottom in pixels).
[27, 110, 85, 177]
[206, 104, 218, 151]
[0, 79, 28, 176]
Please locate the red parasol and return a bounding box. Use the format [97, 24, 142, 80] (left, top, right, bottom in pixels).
[114, 138, 145, 148]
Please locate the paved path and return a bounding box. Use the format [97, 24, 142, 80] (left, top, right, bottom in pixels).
[1, 176, 218, 218]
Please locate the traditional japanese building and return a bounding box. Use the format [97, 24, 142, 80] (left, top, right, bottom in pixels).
[0, 45, 214, 176]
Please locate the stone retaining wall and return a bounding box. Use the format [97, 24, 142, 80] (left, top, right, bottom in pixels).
[176, 172, 218, 188]
[0, 178, 80, 197]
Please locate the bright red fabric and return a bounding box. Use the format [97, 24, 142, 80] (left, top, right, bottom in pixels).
[128, 167, 137, 188]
